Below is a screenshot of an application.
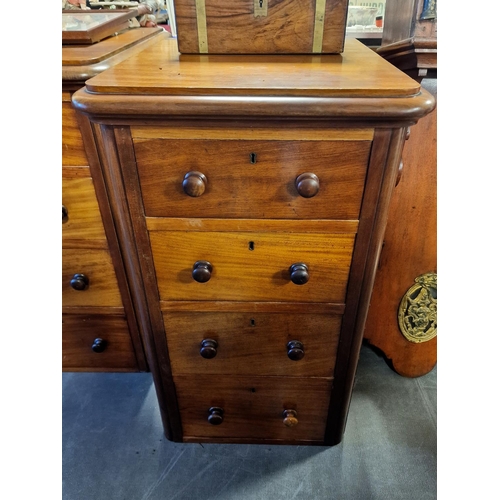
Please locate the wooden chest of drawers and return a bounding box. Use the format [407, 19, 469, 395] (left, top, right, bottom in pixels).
[62, 27, 163, 372]
[72, 35, 434, 444]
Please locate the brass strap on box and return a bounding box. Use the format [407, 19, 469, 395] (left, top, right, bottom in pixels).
[313, 0, 327, 53]
[195, 0, 208, 53]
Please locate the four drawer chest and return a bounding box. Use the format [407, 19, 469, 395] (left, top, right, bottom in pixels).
[71, 35, 435, 445]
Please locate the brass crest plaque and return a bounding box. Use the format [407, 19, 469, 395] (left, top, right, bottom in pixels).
[398, 273, 437, 343]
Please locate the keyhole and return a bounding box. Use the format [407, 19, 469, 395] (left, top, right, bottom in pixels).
[248, 241, 255, 251]
[259, 0, 263, 7]
[249, 152, 257, 164]
[250, 318, 255, 327]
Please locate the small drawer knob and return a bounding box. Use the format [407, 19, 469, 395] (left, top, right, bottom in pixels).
[289, 263, 309, 285]
[70, 273, 89, 291]
[62, 205, 68, 221]
[287, 340, 305, 361]
[183, 171, 207, 197]
[91, 338, 107, 353]
[200, 339, 218, 359]
[192, 261, 212, 283]
[208, 407, 224, 425]
[295, 173, 320, 198]
[282, 409, 298, 427]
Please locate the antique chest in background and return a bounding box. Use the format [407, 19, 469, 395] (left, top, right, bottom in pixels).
[173, 0, 349, 54]
[62, 27, 163, 372]
[72, 35, 434, 445]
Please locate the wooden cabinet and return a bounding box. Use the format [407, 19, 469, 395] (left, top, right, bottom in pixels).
[62, 27, 163, 372]
[72, 35, 434, 444]
[362, 0, 437, 377]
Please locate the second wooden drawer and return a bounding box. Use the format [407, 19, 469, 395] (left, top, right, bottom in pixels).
[150, 231, 355, 303]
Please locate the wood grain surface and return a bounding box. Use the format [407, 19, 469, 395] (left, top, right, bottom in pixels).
[174, 375, 332, 441]
[62, 313, 138, 371]
[62, 248, 123, 307]
[62, 174, 107, 243]
[164, 311, 341, 377]
[83, 36, 421, 97]
[149, 230, 355, 303]
[135, 137, 369, 219]
[174, 0, 347, 54]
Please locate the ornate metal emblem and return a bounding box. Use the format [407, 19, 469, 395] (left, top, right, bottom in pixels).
[398, 273, 437, 343]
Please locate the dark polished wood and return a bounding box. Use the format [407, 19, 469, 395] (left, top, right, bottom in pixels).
[192, 260, 213, 283]
[289, 263, 309, 286]
[207, 407, 224, 425]
[286, 341, 305, 361]
[199, 339, 218, 359]
[295, 173, 320, 198]
[182, 171, 207, 197]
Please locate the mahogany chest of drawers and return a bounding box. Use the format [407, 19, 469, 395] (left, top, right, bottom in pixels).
[72, 35, 434, 445]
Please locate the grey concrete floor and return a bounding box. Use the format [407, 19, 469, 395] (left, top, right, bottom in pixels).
[62, 344, 437, 500]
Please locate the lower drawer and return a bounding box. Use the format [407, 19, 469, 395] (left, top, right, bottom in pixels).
[62, 314, 138, 371]
[174, 375, 332, 442]
[165, 311, 342, 377]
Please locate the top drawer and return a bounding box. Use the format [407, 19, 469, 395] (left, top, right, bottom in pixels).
[132, 126, 372, 220]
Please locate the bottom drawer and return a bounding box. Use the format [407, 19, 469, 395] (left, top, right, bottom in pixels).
[62, 314, 139, 371]
[175, 375, 332, 442]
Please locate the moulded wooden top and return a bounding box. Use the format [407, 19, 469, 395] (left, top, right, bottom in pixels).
[62, 27, 164, 83]
[84, 35, 421, 98]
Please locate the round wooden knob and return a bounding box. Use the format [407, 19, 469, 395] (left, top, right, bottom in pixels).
[91, 338, 107, 353]
[192, 261, 212, 283]
[200, 339, 218, 359]
[295, 173, 319, 198]
[62, 205, 68, 221]
[282, 409, 298, 427]
[208, 407, 224, 425]
[70, 273, 89, 291]
[183, 171, 207, 197]
[289, 263, 309, 285]
[287, 340, 305, 361]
